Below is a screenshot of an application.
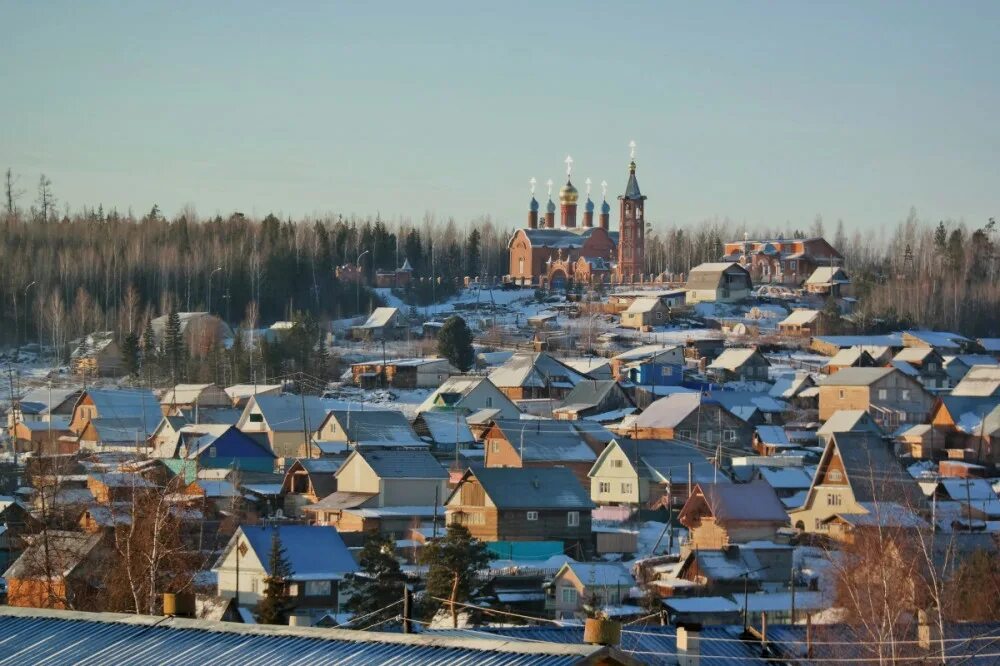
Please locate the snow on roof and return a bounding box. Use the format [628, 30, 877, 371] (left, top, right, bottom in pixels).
[818, 367, 895, 386]
[664, 596, 739, 613]
[805, 266, 850, 285]
[938, 478, 997, 501]
[327, 409, 425, 448]
[624, 297, 662, 314]
[758, 466, 813, 490]
[708, 348, 763, 371]
[224, 384, 282, 400]
[357, 307, 400, 329]
[817, 409, 881, 436]
[768, 372, 814, 399]
[464, 466, 593, 510]
[903, 330, 970, 349]
[634, 393, 701, 429]
[755, 425, 789, 445]
[561, 562, 634, 588]
[417, 410, 476, 444]
[488, 352, 585, 390]
[223, 525, 359, 581]
[952, 365, 1000, 397]
[352, 449, 448, 479]
[82, 389, 161, 430]
[779, 309, 820, 327]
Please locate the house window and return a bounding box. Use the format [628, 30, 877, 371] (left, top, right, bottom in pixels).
[486, 397, 493, 407]
[249, 413, 264, 423]
[655, 311, 663, 321]
[827, 493, 842, 506]
[567, 511, 580, 527]
[611, 459, 623, 468]
[527, 511, 538, 521]
[491, 442, 500, 453]
[678, 430, 691, 440]
[209, 446, 217, 458]
[723, 430, 736, 443]
[561, 587, 578, 604]
[518, 258, 525, 275]
[621, 483, 632, 494]
[598, 482, 610, 493]
[878, 389, 888, 400]
[828, 470, 843, 482]
[305, 580, 331, 597]
[662, 366, 673, 377]
[788, 260, 797, 271]
[838, 389, 846, 399]
[901, 389, 910, 401]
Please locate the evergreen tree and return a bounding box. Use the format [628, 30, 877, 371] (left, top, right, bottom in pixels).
[344, 533, 406, 629]
[141, 317, 158, 382]
[121, 331, 140, 376]
[418, 524, 490, 628]
[163, 310, 185, 381]
[256, 530, 294, 624]
[465, 228, 481, 278]
[934, 221, 948, 255]
[437, 316, 474, 372]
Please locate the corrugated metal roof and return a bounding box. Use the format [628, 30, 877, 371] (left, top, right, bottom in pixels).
[463, 466, 593, 510]
[0, 608, 606, 666]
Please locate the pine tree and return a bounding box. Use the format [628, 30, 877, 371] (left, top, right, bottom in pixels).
[465, 228, 481, 278]
[418, 524, 490, 628]
[141, 317, 158, 382]
[163, 310, 185, 381]
[121, 331, 140, 376]
[344, 533, 406, 629]
[256, 530, 294, 624]
[437, 316, 474, 372]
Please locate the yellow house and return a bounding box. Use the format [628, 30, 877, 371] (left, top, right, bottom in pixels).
[549, 562, 634, 619]
[587, 439, 718, 509]
[788, 431, 923, 538]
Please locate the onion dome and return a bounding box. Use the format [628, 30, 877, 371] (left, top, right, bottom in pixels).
[547, 198, 556, 214]
[585, 197, 595, 213]
[600, 198, 611, 215]
[530, 196, 539, 212]
[558, 178, 579, 205]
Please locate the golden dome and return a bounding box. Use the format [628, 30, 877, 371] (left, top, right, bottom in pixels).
[559, 178, 579, 205]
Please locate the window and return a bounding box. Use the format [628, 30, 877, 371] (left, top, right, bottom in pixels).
[678, 430, 691, 440]
[249, 413, 264, 423]
[901, 389, 910, 401]
[611, 459, 623, 468]
[621, 483, 632, 494]
[305, 580, 331, 597]
[662, 366, 673, 377]
[656, 311, 663, 321]
[723, 430, 736, 443]
[878, 389, 888, 400]
[827, 493, 842, 506]
[561, 587, 578, 604]
[567, 511, 580, 527]
[491, 442, 500, 453]
[209, 446, 217, 458]
[828, 469, 843, 482]
[598, 482, 610, 493]
[788, 260, 797, 271]
[485, 397, 493, 407]
[518, 258, 525, 275]
[526, 511, 538, 521]
[839, 389, 846, 399]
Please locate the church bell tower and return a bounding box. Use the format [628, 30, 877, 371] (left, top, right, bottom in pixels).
[617, 140, 646, 283]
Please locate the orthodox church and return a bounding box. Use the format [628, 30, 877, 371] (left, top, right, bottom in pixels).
[507, 146, 647, 287]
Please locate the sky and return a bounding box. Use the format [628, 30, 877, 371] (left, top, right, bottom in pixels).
[1, 1, 998, 231]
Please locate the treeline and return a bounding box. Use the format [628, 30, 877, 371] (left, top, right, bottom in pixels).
[1, 171, 510, 350]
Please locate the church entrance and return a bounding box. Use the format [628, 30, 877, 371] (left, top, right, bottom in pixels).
[549, 269, 568, 290]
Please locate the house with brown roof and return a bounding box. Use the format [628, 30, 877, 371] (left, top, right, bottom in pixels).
[446, 467, 594, 554]
[280, 458, 342, 517]
[678, 481, 789, 550]
[818, 367, 934, 430]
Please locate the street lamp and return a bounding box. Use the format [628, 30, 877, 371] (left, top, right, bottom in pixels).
[14, 280, 36, 357]
[356, 249, 370, 315]
[207, 267, 223, 316]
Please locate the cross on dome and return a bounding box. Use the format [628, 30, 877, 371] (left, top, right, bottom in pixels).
[585, 177, 592, 195]
[546, 179, 553, 197]
[629, 140, 637, 159]
[529, 177, 536, 195]
[565, 155, 574, 176]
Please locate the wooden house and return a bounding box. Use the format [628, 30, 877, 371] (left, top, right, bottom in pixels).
[235, 394, 333, 459]
[552, 380, 635, 422]
[481, 419, 598, 489]
[549, 562, 634, 620]
[777, 309, 820, 336]
[350, 307, 406, 341]
[315, 409, 425, 451]
[446, 467, 594, 553]
[69, 332, 123, 377]
[707, 348, 771, 383]
[349, 358, 457, 389]
[891, 347, 949, 390]
[4, 530, 106, 610]
[818, 367, 934, 430]
[620, 297, 672, 330]
[804, 266, 851, 296]
[415, 376, 521, 420]
[677, 481, 789, 550]
[160, 384, 232, 415]
[685, 263, 752, 304]
[487, 352, 587, 401]
[280, 458, 342, 517]
[630, 393, 755, 447]
[10, 418, 75, 455]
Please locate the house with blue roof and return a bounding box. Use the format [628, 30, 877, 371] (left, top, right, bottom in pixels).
[214, 525, 359, 614]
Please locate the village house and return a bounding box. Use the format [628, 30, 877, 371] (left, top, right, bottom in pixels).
[374, 258, 414, 288]
[891, 347, 949, 390]
[301, 449, 448, 537]
[768, 371, 817, 403]
[3, 530, 106, 610]
[929, 396, 1000, 464]
[10, 418, 75, 455]
[943, 355, 999, 387]
[815, 409, 884, 446]
[411, 410, 477, 451]
[552, 380, 636, 422]
[678, 481, 789, 550]
[777, 309, 821, 337]
[349, 358, 457, 389]
[620, 297, 672, 330]
[315, 409, 425, 451]
[788, 432, 923, 538]
[818, 366, 934, 429]
[951, 365, 1000, 397]
[446, 466, 594, 554]
[630, 392, 756, 447]
[901, 330, 971, 353]
[821, 345, 889, 375]
[223, 383, 283, 408]
[587, 438, 720, 511]
[482, 418, 598, 489]
[280, 458, 342, 517]
[69, 332, 124, 377]
[672, 542, 793, 599]
[149, 312, 234, 353]
[415, 376, 521, 420]
[610, 344, 685, 388]
[7, 388, 80, 429]
[167, 425, 276, 474]
[549, 562, 635, 619]
[707, 348, 771, 384]
[684, 262, 753, 304]
[159, 383, 232, 415]
[809, 333, 903, 358]
[488, 352, 587, 401]
[803, 266, 851, 296]
[68, 388, 162, 452]
[235, 394, 334, 459]
[350, 307, 407, 341]
[561, 356, 614, 380]
[214, 525, 358, 612]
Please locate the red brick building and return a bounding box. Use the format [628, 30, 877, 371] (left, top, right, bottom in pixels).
[722, 236, 843, 285]
[507, 152, 648, 287]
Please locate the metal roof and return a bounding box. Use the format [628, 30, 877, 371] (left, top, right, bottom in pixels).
[0, 608, 610, 666]
[462, 466, 594, 510]
[817, 366, 895, 386]
[351, 449, 449, 479]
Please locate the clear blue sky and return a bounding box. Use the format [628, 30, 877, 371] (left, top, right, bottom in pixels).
[1, 1, 997, 231]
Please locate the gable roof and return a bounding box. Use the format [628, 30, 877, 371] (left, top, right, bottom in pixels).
[4, 530, 103, 580]
[244, 395, 334, 433]
[805, 266, 850, 285]
[624, 297, 663, 314]
[347, 449, 448, 480]
[593, 439, 720, 485]
[490, 419, 597, 463]
[488, 352, 586, 390]
[357, 307, 401, 329]
[708, 348, 766, 371]
[818, 367, 895, 386]
[685, 262, 751, 290]
[559, 562, 634, 589]
[769, 372, 815, 399]
[325, 410, 424, 448]
[221, 525, 358, 581]
[69, 332, 117, 360]
[952, 365, 1000, 397]
[79, 389, 161, 428]
[779, 309, 820, 327]
[16, 388, 81, 416]
[679, 481, 788, 526]
[457, 466, 593, 510]
[817, 432, 922, 505]
[413, 410, 476, 445]
[817, 410, 883, 436]
[558, 380, 631, 411]
[417, 376, 515, 414]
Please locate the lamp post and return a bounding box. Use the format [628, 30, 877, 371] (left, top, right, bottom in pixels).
[207, 267, 223, 316]
[356, 249, 370, 315]
[14, 280, 36, 357]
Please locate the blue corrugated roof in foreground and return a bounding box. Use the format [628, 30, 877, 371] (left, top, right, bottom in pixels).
[0, 609, 609, 666]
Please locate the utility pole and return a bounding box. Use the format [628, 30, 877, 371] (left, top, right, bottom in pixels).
[402, 585, 413, 634]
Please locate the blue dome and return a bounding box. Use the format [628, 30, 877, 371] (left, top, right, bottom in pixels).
[585, 197, 595, 213]
[600, 198, 611, 214]
[530, 196, 539, 212]
[546, 198, 556, 214]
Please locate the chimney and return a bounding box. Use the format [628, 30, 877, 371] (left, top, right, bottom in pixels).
[528, 209, 538, 229]
[677, 623, 701, 666]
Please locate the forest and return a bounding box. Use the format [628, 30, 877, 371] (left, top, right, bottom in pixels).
[2, 169, 998, 359]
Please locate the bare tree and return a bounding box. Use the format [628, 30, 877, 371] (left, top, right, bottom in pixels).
[36, 174, 55, 222]
[4, 168, 23, 216]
